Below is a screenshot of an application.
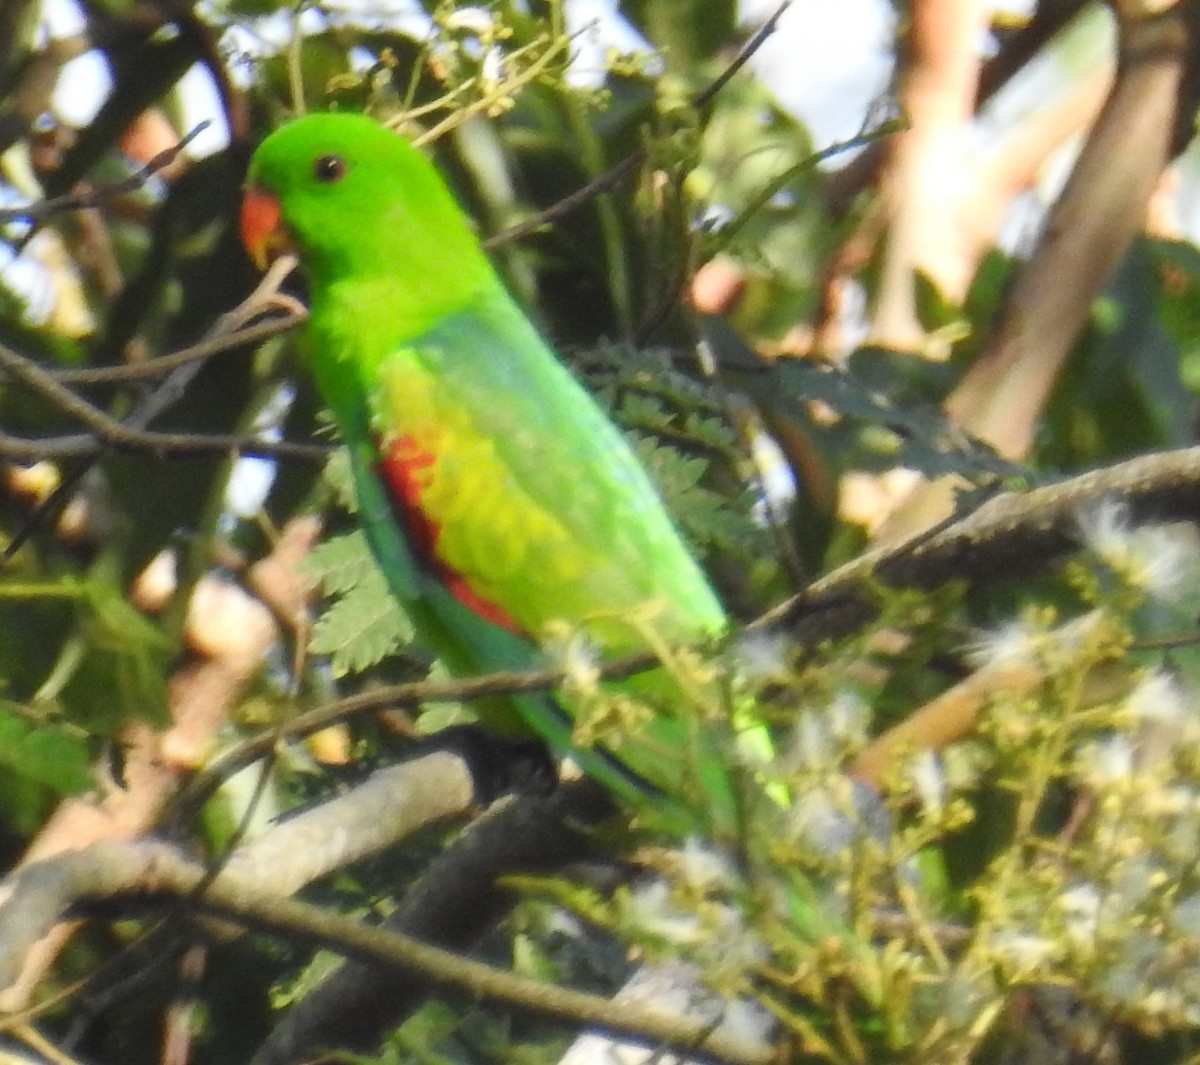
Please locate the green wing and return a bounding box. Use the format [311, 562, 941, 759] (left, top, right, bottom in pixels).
[366, 288, 727, 651]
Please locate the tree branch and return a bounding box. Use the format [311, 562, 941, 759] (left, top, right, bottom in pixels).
[211, 752, 477, 899]
[0, 123, 211, 226]
[0, 256, 308, 558]
[762, 445, 1200, 642]
[163, 651, 658, 829]
[52, 313, 306, 386]
[944, 0, 1200, 460]
[0, 838, 770, 1065]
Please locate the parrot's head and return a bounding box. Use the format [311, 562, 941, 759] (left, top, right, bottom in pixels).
[240, 113, 492, 312]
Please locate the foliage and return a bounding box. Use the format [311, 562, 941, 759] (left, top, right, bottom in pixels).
[301, 529, 412, 676]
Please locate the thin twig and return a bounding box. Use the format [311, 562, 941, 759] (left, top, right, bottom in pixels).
[0, 257, 307, 560]
[484, 1, 793, 250]
[703, 121, 899, 263]
[483, 151, 645, 248]
[0, 124, 211, 225]
[0, 427, 328, 462]
[693, 0, 791, 112]
[53, 313, 306, 386]
[0, 342, 324, 463]
[164, 650, 657, 827]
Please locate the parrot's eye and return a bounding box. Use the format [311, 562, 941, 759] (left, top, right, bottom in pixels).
[312, 154, 347, 184]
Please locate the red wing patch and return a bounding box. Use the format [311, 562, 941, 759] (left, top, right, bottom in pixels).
[377, 434, 522, 634]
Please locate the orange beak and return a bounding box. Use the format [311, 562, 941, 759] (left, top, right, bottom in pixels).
[239, 187, 291, 269]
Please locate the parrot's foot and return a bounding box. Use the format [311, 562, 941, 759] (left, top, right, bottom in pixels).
[428, 725, 558, 806]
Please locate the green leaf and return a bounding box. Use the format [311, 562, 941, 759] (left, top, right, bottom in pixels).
[702, 315, 1025, 484]
[568, 340, 763, 556]
[308, 562, 412, 677]
[298, 531, 383, 597]
[631, 433, 756, 553]
[0, 709, 91, 794]
[321, 448, 359, 514]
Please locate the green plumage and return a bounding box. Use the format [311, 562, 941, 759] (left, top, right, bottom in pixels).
[244, 113, 734, 810]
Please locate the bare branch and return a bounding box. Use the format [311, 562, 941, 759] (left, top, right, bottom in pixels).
[944, 1, 1200, 459]
[0, 306, 320, 460]
[53, 313, 306, 386]
[484, 152, 645, 249]
[164, 651, 657, 826]
[0, 426, 328, 462]
[0, 341, 326, 462]
[0, 840, 771, 1065]
[692, 0, 791, 111]
[244, 782, 606, 1064]
[761, 445, 1200, 642]
[0, 256, 309, 559]
[0, 124, 212, 226]
[215, 752, 476, 897]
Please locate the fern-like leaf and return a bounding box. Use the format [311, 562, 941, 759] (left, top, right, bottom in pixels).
[298, 530, 383, 597]
[305, 537, 412, 676]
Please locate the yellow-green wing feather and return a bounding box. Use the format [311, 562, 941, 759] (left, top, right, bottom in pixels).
[365, 290, 727, 653]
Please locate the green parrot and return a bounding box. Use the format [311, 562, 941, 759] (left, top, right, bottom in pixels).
[240, 112, 737, 815]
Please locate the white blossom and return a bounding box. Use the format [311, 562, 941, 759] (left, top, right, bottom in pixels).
[1078, 499, 1200, 601]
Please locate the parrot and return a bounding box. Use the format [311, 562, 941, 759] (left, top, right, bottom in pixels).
[239, 112, 741, 819]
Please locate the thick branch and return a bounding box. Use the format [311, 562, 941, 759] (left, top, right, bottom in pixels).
[250, 783, 617, 1064]
[762, 445, 1200, 641]
[214, 752, 476, 898]
[0, 836, 769, 1065]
